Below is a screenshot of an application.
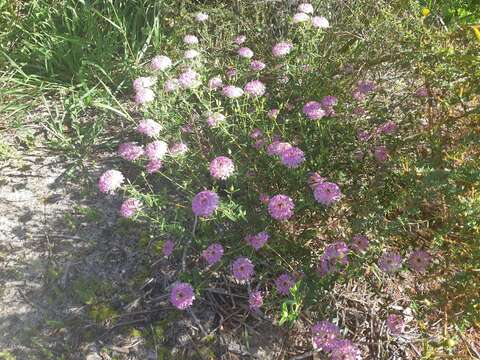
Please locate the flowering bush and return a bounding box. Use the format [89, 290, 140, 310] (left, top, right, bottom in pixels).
[96, 0, 479, 356]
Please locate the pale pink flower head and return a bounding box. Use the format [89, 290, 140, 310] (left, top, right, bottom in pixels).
[312, 321, 341, 351]
[325, 242, 350, 260]
[308, 172, 326, 189]
[352, 89, 365, 101]
[238, 47, 254, 58]
[280, 146, 305, 168]
[317, 255, 332, 277]
[169, 142, 188, 156]
[222, 85, 244, 98]
[119, 198, 141, 218]
[234, 35, 246, 45]
[249, 291, 263, 311]
[209, 156, 235, 180]
[150, 55, 172, 71]
[330, 339, 361, 360]
[259, 193, 270, 205]
[312, 16, 330, 28]
[250, 128, 263, 139]
[321, 95, 338, 108]
[208, 76, 223, 90]
[117, 142, 144, 161]
[202, 243, 224, 265]
[319, 242, 350, 274]
[232, 257, 254, 282]
[357, 130, 370, 142]
[303, 101, 325, 120]
[206, 112, 226, 127]
[357, 80, 376, 93]
[298, 3, 314, 14]
[183, 34, 199, 45]
[137, 119, 162, 137]
[145, 140, 168, 160]
[146, 160, 163, 174]
[164, 78, 179, 93]
[275, 273, 295, 296]
[245, 231, 269, 251]
[267, 108, 280, 119]
[272, 42, 293, 57]
[293, 12, 310, 23]
[134, 87, 155, 104]
[244, 80, 266, 97]
[133, 76, 157, 91]
[376, 120, 398, 135]
[170, 282, 195, 310]
[195, 12, 208, 22]
[192, 190, 219, 217]
[163, 239, 175, 257]
[415, 86, 429, 97]
[408, 250, 432, 272]
[178, 68, 200, 89]
[267, 141, 292, 156]
[184, 49, 200, 59]
[374, 145, 389, 162]
[99, 170, 124, 194]
[250, 60, 266, 71]
[351, 234, 369, 252]
[314, 182, 342, 206]
[387, 314, 405, 335]
[378, 251, 403, 273]
[268, 194, 294, 221]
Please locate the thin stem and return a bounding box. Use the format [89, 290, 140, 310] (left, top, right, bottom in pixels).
[182, 216, 198, 272]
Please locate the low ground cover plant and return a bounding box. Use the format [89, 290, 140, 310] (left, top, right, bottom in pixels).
[94, 0, 479, 357]
[2, 0, 479, 357]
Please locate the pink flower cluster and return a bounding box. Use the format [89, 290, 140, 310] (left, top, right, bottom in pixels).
[178, 68, 200, 89]
[280, 146, 305, 168]
[353, 80, 376, 101]
[244, 80, 266, 97]
[238, 47, 254, 58]
[314, 181, 342, 206]
[248, 290, 263, 311]
[303, 95, 337, 120]
[192, 190, 219, 217]
[119, 198, 141, 218]
[145, 140, 168, 161]
[137, 119, 162, 137]
[245, 231, 269, 250]
[133, 76, 156, 104]
[98, 170, 124, 194]
[117, 142, 144, 161]
[272, 42, 293, 57]
[317, 242, 349, 276]
[209, 156, 235, 180]
[170, 282, 195, 310]
[232, 257, 255, 282]
[311, 321, 361, 359]
[275, 273, 295, 296]
[150, 55, 172, 71]
[268, 194, 295, 221]
[202, 243, 224, 265]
